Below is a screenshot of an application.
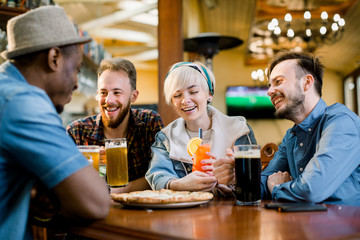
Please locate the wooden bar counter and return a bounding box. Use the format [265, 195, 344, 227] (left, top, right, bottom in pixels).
[65, 198, 360, 240]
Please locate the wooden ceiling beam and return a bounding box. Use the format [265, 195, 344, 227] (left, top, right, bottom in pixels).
[89, 28, 156, 43]
[55, 0, 123, 4]
[120, 49, 158, 62]
[80, 2, 157, 30]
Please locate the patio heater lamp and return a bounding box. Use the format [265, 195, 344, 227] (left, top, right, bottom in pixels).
[184, 32, 243, 70]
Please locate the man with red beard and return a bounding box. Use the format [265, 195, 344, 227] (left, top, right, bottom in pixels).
[260, 51, 360, 205]
[67, 58, 164, 193]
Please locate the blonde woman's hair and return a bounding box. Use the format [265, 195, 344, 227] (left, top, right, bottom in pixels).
[163, 61, 215, 106]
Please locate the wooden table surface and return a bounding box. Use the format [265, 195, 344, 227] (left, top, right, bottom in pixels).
[67, 198, 360, 240]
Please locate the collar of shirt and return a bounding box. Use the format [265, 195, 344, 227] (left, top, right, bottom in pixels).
[83, 114, 105, 144]
[291, 98, 327, 135]
[0, 61, 27, 84]
[86, 108, 146, 143]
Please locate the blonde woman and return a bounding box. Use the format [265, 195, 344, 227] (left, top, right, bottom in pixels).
[145, 62, 257, 194]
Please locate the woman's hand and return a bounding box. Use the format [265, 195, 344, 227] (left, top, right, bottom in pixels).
[169, 171, 217, 192]
[211, 148, 235, 185]
[200, 152, 216, 174]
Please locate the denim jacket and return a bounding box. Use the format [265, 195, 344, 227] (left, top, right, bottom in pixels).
[146, 106, 257, 190]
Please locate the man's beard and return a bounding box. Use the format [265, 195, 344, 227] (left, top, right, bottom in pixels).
[275, 82, 305, 121]
[55, 105, 64, 114]
[101, 101, 131, 129]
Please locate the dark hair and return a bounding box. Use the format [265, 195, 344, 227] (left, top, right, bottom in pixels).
[11, 44, 80, 66]
[97, 57, 137, 90]
[267, 51, 324, 97]
[59, 44, 80, 58]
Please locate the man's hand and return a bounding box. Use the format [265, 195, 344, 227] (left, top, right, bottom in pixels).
[110, 177, 151, 194]
[210, 148, 235, 185]
[99, 146, 106, 164]
[267, 171, 293, 194]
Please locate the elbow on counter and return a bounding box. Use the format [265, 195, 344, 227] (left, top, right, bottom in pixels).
[86, 193, 111, 220]
[67, 193, 111, 220]
[290, 181, 330, 204]
[303, 192, 329, 203]
[90, 196, 111, 220]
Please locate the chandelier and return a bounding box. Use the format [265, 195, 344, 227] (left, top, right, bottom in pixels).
[249, 8, 346, 57]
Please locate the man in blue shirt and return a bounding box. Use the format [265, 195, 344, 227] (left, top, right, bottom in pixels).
[262, 51, 360, 205]
[0, 6, 110, 239]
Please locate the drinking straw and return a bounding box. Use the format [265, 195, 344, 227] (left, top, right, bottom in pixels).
[199, 128, 202, 139]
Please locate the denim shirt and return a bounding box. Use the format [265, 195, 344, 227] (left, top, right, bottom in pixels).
[261, 99, 360, 206]
[146, 106, 257, 190]
[0, 61, 88, 239]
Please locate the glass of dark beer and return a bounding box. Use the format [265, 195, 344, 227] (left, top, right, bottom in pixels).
[233, 145, 261, 206]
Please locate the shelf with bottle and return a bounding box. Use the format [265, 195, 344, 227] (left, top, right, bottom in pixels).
[0, 5, 111, 70]
[0, 5, 25, 30]
[0, 0, 54, 11]
[0, 4, 26, 15]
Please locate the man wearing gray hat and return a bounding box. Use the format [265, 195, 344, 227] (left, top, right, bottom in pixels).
[0, 6, 110, 240]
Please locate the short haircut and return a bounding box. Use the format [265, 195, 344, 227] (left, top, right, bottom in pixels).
[97, 57, 137, 90]
[267, 50, 324, 97]
[11, 44, 80, 66]
[164, 61, 215, 106]
[59, 44, 80, 58]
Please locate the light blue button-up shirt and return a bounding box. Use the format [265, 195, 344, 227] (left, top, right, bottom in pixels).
[0, 61, 89, 239]
[261, 99, 360, 206]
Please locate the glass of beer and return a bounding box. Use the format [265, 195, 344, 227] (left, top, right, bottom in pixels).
[105, 138, 128, 188]
[233, 144, 261, 206]
[77, 145, 100, 172]
[98, 147, 106, 178]
[192, 140, 212, 173]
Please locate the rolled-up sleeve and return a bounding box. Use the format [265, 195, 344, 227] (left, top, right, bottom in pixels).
[145, 132, 180, 190]
[261, 137, 290, 199]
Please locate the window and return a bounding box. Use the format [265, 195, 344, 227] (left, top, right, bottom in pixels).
[344, 67, 360, 116]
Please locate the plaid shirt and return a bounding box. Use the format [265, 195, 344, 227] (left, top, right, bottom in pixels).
[66, 108, 164, 181]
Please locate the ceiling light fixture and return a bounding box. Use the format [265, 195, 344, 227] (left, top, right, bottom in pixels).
[251, 68, 268, 86]
[268, 11, 344, 51]
[249, 1, 346, 58]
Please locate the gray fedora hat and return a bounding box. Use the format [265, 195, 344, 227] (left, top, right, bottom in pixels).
[1, 6, 91, 59]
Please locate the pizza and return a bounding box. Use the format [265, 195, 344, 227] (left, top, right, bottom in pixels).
[111, 189, 214, 204]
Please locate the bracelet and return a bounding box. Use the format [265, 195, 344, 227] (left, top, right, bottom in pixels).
[33, 216, 53, 222]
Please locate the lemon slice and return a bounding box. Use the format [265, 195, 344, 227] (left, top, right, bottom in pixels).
[187, 137, 202, 156]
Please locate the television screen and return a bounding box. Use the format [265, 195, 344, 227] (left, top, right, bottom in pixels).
[225, 86, 275, 119]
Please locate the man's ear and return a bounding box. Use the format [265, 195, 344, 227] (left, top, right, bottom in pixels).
[303, 74, 314, 92]
[130, 89, 139, 104]
[47, 47, 61, 71]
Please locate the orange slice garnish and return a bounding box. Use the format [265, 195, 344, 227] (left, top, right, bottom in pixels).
[187, 137, 202, 156]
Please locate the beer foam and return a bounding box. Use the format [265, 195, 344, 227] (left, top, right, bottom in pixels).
[234, 149, 260, 158]
[106, 144, 126, 149]
[79, 149, 99, 153]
